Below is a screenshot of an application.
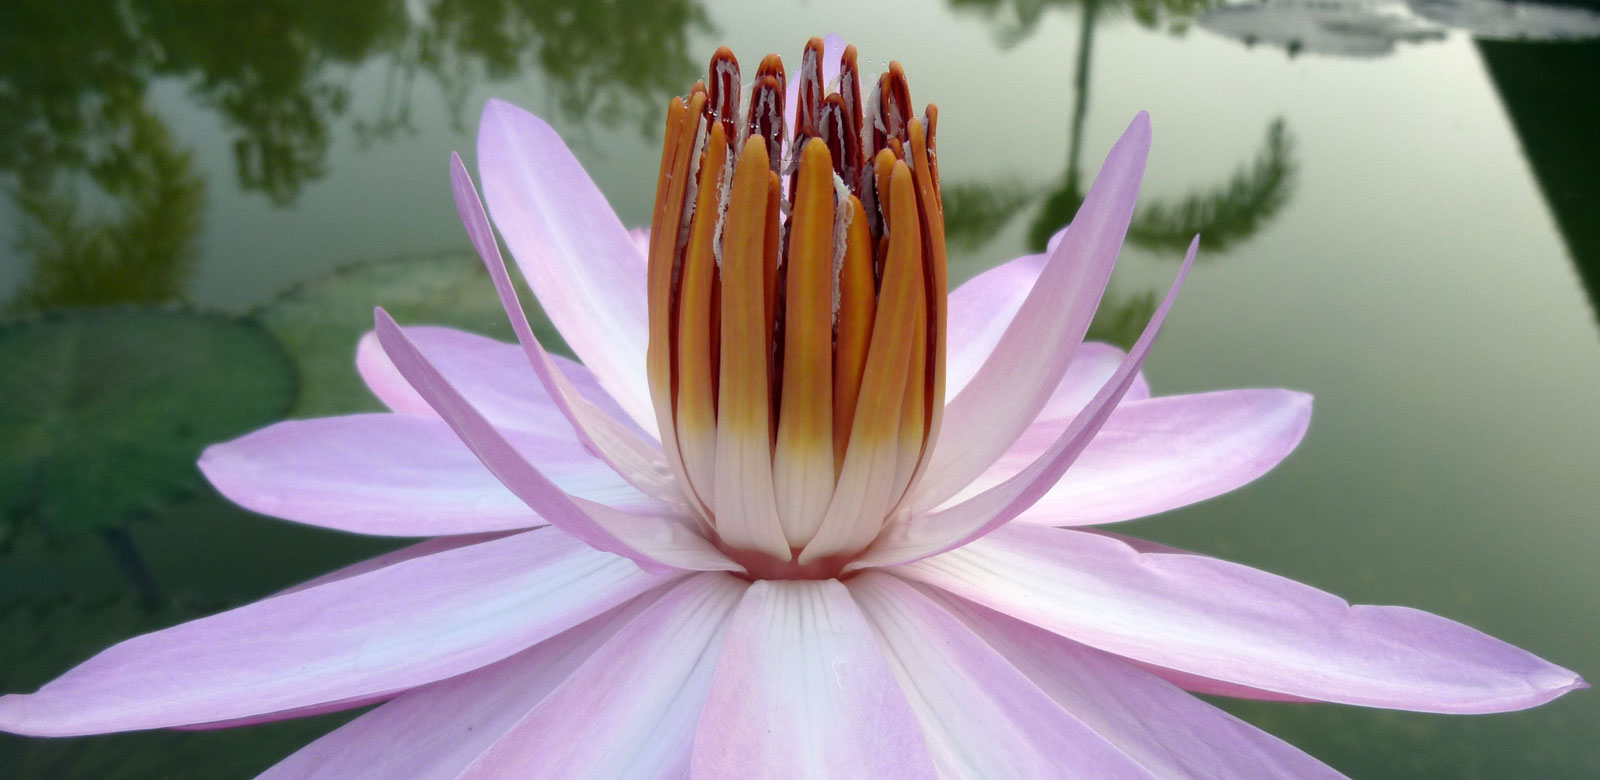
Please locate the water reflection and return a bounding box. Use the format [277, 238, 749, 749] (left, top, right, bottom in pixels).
[5, 100, 205, 313]
[1480, 38, 1600, 327]
[1198, 0, 1600, 58]
[943, 0, 1300, 345]
[0, 0, 705, 213]
[950, 0, 1214, 45]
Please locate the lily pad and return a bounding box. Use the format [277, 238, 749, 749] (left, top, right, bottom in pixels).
[0, 307, 297, 535]
[258, 252, 566, 417]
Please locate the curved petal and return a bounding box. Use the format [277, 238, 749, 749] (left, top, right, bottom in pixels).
[945, 250, 1043, 397]
[457, 574, 747, 779]
[0, 530, 673, 736]
[848, 573, 1159, 779]
[452, 153, 675, 499]
[854, 239, 1195, 570]
[895, 524, 1587, 714]
[356, 326, 646, 441]
[917, 114, 1150, 511]
[950, 389, 1311, 524]
[477, 100, 656, 432]
[691, 580, 936, 780]
[260, 591, 664, 780]
[374, 310, 738, 573]
[200, 414, 665, 536]
[927, 588, 1346, 779]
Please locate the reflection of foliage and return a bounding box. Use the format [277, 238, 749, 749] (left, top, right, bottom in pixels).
[944, 119, 1296, 257]
[1, 0, 704, 208]
[0, 0, 400, 207]
[1086, 291, 1159, 349]
[943, 180, 1044, 249]
[950, 0, 1218, 44]
[0, 308, 297, 537]
[7, 103, 205, 313]
[0, 0, 150, 186]
[419, 0, 712, 135]
[1126, 118, 1295, 253]
[134, 0, 402, 205]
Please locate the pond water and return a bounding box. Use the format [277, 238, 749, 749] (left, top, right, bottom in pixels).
[2, 0, 1597, 776]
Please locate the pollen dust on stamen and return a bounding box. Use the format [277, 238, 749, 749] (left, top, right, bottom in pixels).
[644, 39, 948, 579]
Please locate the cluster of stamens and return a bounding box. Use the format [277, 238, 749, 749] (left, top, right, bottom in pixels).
[645, 39, 947, 578]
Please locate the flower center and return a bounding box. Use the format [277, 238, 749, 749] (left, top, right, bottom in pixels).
[645, 40, 948, 579]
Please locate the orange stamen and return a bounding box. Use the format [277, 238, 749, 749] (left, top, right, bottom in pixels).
[773, 138, 837, 543]
[713, 137, 791, 560]
[833, 194, 876, 470]
[675, 122, 730, 500]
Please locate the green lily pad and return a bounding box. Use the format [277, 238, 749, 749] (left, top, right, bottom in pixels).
[258, 252, 567, 418]
[0, 307, 297, 535]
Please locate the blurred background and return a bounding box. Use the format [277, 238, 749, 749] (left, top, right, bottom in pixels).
[1, 0, 1596, 776]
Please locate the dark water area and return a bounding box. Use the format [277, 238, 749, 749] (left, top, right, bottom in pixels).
[2, 0, 1597, 776]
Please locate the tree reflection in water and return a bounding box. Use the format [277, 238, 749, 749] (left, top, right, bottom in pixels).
[943, 0, 1299, 347]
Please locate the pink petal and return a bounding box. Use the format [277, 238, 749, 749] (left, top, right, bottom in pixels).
[200, 414, 664, 536]
[897, 524, 1587, 714]
[260, 591, 664, 780]
[275, 533, 514, 596]
[0, 530, 672, 735]
[950, 389, 1311, 525]
[914, 114, 1150, 512]
[944, 249, 1043, 397]
[451, 153, 676, 500]
[476, 100, 657, 432]
[690, 580, 937, 780]
[928, 588, 1346, 779]
[847, 573, 1160, 779]
[355, 326, 645, 441]
[628, 227, 651, 261]
[855, 238, 1196, 570]
[374, 310, 738, 573]
[457, 574, 747, 779]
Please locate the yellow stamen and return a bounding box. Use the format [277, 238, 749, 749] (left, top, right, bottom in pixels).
[773, 138, 837, 544]
[713, 137, 791, 560]
[646, 90, 707, 513]
[901, 116, 948, 499]
[675, 122, 730, 500]
[833, 194, 876, 470]
[801, 159, 923, 564]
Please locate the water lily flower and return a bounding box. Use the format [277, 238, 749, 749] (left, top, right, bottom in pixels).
[1, 37, 1583, 778]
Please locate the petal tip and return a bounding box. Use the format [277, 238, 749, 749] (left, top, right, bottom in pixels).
[1125, 111, 1152, 147]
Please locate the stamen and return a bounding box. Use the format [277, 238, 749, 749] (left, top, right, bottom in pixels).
[892, 279, 928, 498]
[748, 56, 787, 175]
[833, 194, 876, 470]
[713, 137, 792, 560]
[875, 63, 913, 154]
[839, 45, 866, 179]
[818, 94, 862, 197]
[800, 159, 923, 564]
[707, 48, 742, 146]
[898, 116, 948, 501]
[675, 123, 731, 501]
[646, 91, 708, 514]
[773, 138, 838, 544]
[872, 148, 898, 283]
[793, 37, 825, 142]
[762, 170, 783, 398]
[645, 43, 947, 573]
